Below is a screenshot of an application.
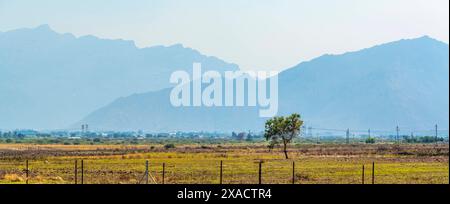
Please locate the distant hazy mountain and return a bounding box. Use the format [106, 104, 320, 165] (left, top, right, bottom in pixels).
[0, 25, 238, 129]
[78, 36, 449, 132]
[278, 36, 449, 130]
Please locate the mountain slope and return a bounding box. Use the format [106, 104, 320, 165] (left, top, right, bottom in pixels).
[278, 36, 449, 130]
[0, 25, 238, 129]
[78, 36, 449, 132]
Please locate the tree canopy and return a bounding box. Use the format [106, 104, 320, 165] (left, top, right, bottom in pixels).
[264, 113, 303, 159]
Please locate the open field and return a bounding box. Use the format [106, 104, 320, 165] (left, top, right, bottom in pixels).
[0, 143, 448, 184]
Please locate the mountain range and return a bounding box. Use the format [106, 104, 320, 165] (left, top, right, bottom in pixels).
[78, 36, 449, 132]
[1, 25, 448, 132]
[0, 25, 238, 129]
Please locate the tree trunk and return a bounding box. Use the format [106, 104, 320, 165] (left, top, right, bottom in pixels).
[283, 141, 289, 159]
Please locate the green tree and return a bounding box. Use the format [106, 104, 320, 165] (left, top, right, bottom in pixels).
[264, 113, 303, 159]
[365, 137, 375, 144]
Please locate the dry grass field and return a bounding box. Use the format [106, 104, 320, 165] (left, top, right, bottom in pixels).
[0, 143, 448, 184]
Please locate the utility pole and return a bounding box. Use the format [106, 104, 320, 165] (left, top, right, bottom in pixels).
[396, 126, 400, 144]
[81, 124, 89, 137]
[346, 129, 350, 144]
[301, 126, 306, 138]
[308, 126, 313, 138]
[435, 124, 438, 144]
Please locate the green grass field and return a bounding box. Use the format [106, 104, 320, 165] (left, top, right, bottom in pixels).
[0, 143, 448, 184]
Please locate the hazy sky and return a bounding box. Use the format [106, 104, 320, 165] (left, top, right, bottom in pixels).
[1, 0, 448, 71]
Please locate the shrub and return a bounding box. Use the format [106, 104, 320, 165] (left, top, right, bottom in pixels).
[164, 144, 176, 149]
[201, 145, 211, 149]
[365, 137, 375, 144]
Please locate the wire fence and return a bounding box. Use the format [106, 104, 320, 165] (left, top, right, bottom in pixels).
[0, 158, 448, 184]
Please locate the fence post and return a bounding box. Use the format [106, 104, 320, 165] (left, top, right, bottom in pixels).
[26, 160, 29, 184]
[145, 160, 149, 184]
[372, 162, 375, 184]
[292, 161, 295, 184]
[258, 161, 262, 184]
[220, 161, 223, 184]
[162, 163, 165, 184]
[81, 160, 84, 184]
[362, 165, 365, 184]
[75, 160, 78, 184]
